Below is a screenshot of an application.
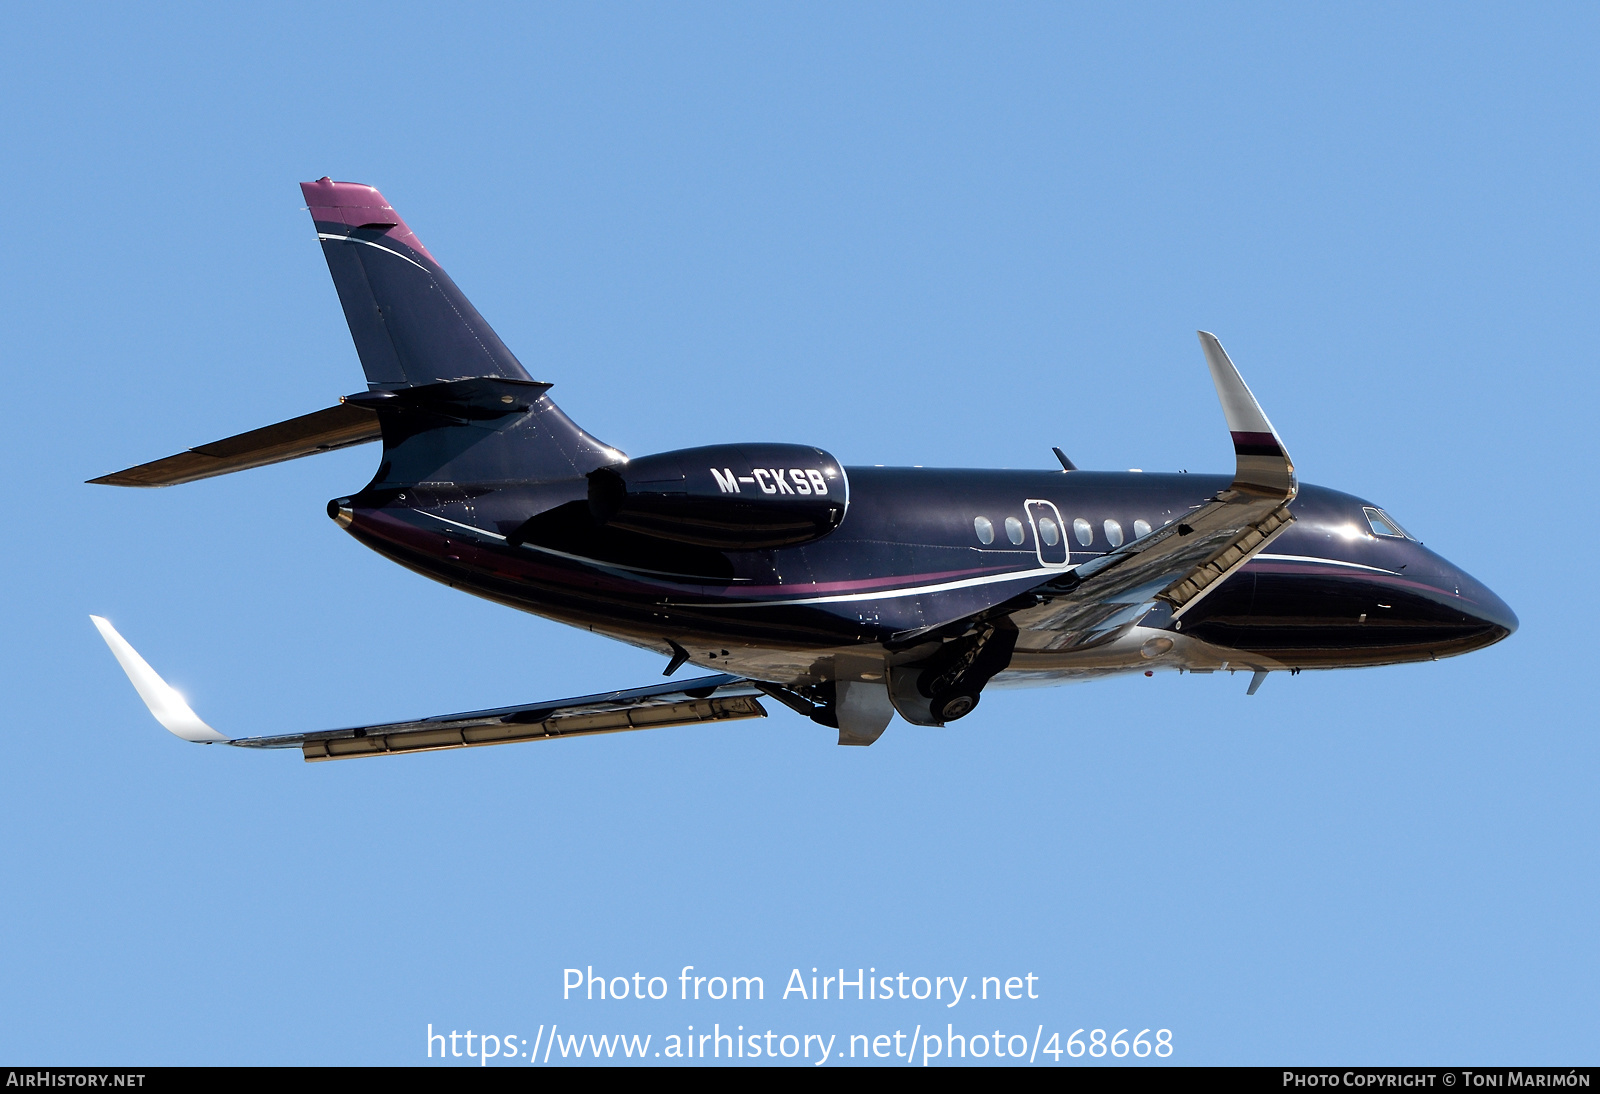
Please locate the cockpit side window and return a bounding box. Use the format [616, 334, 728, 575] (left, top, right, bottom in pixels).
[1363, 506, 1413, 540]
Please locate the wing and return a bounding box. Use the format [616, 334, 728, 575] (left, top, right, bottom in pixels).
[90, 616, 765, 762]
[261, 676, 766, 762]
[1009, 331, 1298, 648]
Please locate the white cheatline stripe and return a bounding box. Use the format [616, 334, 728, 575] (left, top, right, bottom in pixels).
[1255, 553, 1400, 576]
[410, 509, 751, 583]
[416, 510, 507, 541]
[409, 509, 1055, 603]
[676, 564, 1063, 608]
[316, 232, 429, 272]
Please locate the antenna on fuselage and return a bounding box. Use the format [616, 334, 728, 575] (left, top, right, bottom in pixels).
[663, 639, 691, 677]
[1052, 447, 1078, 472]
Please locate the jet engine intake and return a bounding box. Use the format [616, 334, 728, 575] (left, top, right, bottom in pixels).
[587, 443, 848, 550]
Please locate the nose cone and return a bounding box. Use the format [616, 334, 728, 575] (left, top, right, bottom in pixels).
[1453, 567, 1518, 640]
[1420, 547, 1517, 651]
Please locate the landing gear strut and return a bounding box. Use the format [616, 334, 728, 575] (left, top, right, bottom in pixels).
[890, 621, 1018, 726]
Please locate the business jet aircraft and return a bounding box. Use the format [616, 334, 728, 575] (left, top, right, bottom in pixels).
[89, 179, 1516, 759]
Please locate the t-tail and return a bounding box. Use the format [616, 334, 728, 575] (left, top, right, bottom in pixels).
[89, 179, 621, 490]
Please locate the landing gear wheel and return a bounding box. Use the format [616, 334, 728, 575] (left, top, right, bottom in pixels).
[930, 692, 980, 723]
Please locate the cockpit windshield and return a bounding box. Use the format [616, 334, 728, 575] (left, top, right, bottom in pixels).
[1363, 506, 1415, 540]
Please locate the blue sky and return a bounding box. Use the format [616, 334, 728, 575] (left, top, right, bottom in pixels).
[1, 2, 1594, 1066]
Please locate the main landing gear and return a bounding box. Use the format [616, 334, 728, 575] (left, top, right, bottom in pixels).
[890, 621, 1018, 727]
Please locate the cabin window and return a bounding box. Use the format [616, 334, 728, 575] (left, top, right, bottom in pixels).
[1133, 518, 1152, 539]
[1039, 517, 1061, 546]
[1104, 519, 1124, 547]
[1363, 507, 1411, 539]
[1073, 517, 1093, 546]
[1005, 516, 1025, 545]
[973, 516, 995, 545]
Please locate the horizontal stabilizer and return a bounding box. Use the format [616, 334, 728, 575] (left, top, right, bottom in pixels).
[88, 403, 380, 487]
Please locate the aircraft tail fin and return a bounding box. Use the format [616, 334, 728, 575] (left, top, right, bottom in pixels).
[301, 178, 532, 390]
[91, 182, 622, 489]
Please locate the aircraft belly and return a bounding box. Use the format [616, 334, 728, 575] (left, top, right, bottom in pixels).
[575, 621, 1285, 697]
[580, 628, 888, 689]
[1000, 624, 1288, 680]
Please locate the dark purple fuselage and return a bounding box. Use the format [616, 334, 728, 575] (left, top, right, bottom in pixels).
[335, 467, 1514, 681]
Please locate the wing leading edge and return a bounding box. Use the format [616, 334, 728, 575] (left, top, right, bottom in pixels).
[90, 617, 765, 762]
[88, 403, 382, 488]
[1008, 332, 1298, 647]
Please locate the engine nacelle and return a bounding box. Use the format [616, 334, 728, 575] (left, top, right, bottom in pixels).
[588, 443, 848, 550]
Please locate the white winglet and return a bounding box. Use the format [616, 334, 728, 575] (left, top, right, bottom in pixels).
[1197, 331, 1281, 437]
[1196, 331, 1297, 499]
[89, 616, 230, 743]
